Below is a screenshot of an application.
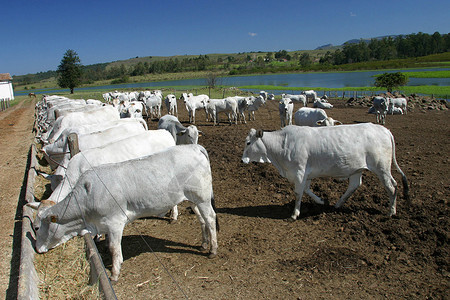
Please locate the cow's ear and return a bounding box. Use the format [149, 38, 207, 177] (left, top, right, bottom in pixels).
[335, 121, 343, 125]
[48, 215, 58, 223]
[198, 130, 203, 137]
[316, 120, 323, 126]
[256, 129, 264, 138]
[84, 181, 92, 194]
[177, 130, 186, 136]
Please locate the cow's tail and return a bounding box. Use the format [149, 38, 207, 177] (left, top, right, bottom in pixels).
[390, 131, 410, 204]
[211, 189, 220, 232]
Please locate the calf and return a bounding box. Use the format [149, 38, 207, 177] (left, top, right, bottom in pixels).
[165, 94, 178, 117]
[372, 96, 389, 124]
[279, 97, 294, 128]
[294, 107, 341, 127]
[181, 93, 209, 124]
[205, 98, 238, 125]
[281, 93, 307, 107]
[388, 97, 407, 115]
[158, 115, 202, 145]
[313, 99, 333, 109]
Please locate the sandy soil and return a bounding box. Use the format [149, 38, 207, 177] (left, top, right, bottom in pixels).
[3, 96, 450, 299]
[0, 98, 36, 299]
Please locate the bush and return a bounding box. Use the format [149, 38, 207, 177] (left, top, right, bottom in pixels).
[111, 75, 129, 84]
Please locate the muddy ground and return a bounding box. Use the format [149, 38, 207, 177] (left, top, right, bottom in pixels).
[11, 96, 450, 299]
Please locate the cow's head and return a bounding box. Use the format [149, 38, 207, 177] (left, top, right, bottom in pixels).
[241, 128, 271, 164]
[316, 117, 342, 126]
[176, 125, 200, 144]
[27, 199, 83, 253]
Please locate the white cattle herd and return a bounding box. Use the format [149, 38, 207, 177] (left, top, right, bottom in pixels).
[29, 90, 409, 282]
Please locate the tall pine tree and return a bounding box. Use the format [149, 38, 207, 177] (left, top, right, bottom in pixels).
[57, 49, 82, 94]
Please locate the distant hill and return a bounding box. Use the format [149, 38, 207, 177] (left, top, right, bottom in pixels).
[315, 44, 340, 50]
[315, 35, 403, 50]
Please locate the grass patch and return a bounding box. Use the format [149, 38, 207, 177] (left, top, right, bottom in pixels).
[403, 70, 450, 78]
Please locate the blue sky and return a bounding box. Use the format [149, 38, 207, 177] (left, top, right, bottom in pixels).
[2, 0, 449, 76]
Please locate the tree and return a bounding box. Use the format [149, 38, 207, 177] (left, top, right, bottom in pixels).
[205, 72, 221, 89]
[57, 49, 82, 94]
[374, 72, 409, 93]
[299, 53, 312, 67]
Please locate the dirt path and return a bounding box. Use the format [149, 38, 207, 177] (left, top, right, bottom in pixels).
[0, 98, 36, 299]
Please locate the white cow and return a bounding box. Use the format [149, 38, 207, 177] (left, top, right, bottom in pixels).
[294, 107, 342, 127]
[302, 90, 317, 103]
[102, 93, 112, 103]
[165, 94, 178, 117]
[259, 91, 275, 101]
[205, 98, 238, 125]
[119, 101, 146, 119]
[38, 101, 88, 132]
[279, 97, 294, 128]
[158, 115, 201, 145]
[44, 118, 148, 164]
[225, 96, 248, 124]
[245, 95, 266, 121]
[241, 124, 409, 220]
[43, 121, 146, 170]
[388, 97, 407, 115]
[281, 93, 307, 107]
[43, 105, 120, 144]
[389, 106, 404, 115]
[86, 99, 103, 106]
[181, 93, 209, 124]
[48, 130, 175, 205]
[372, 96, 389, 124]
[313, 99, 333, 109]
[28, 144, 218, 282]
[144, 92, 163, 119]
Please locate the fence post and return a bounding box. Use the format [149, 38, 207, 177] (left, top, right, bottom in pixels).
[67, 133, 80, 158]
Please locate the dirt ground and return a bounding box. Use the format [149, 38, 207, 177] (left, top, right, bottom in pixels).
[0, 98, 36, 299]
[3, 96, 450, 299]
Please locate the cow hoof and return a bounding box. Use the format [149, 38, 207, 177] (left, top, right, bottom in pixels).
[208, 253, 217, 259]
[285, 217, 296, 223]
[109, 277, 118, 284]
[201, 243, 209, 251]
[169, 219, 177, 224]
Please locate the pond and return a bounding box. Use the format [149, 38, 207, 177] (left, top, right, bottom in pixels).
[16, 68, 450, 96]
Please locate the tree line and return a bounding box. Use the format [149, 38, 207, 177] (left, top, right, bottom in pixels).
[319, 32, 450, 65]
[13, 31, 450, 88]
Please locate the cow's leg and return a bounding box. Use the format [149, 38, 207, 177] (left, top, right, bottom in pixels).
[241, 112, 246, 124]
[304, 180, 324, 205]
[291, 175, 307, 220]
[375, 171, 398, 216]
[170, 205, 178, 223]
[108, 228, 125, 282]
[193, 202, 218, 258]
[190, 204, 208, 250]
[335, 172, 363, 209]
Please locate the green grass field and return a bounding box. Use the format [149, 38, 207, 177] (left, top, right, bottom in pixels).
[403, 70, 450, 78]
